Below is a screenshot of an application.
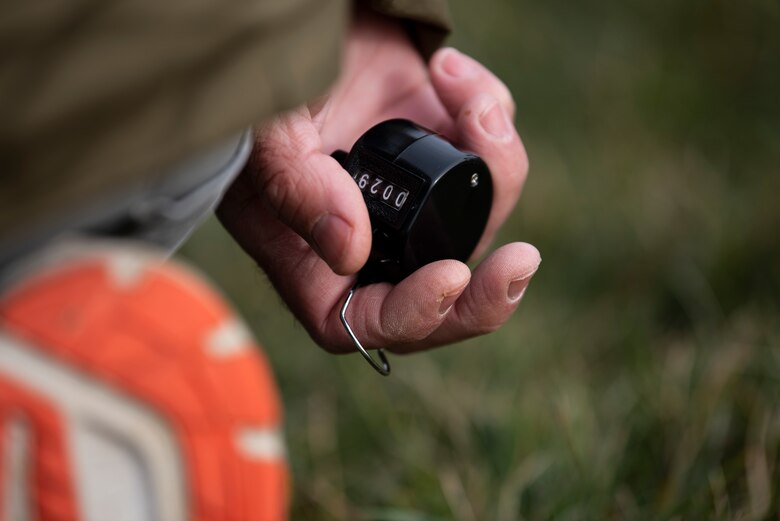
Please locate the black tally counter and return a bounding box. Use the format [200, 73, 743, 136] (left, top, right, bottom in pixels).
[333, 119, 493, 376]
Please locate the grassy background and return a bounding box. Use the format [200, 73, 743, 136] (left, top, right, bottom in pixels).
[179, 0, 780, 519]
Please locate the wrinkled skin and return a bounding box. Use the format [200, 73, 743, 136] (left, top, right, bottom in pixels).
[217, 9, 540, 354]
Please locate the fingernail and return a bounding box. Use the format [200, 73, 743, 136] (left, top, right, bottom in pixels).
[480, 101, 513, 139]
[311, 214, 352, 269]
[438, 293, 460, 316]
[508, 272, 536, 302]
[441, 49, 477, 78]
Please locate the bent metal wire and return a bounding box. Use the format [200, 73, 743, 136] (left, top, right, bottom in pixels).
[339, 283, 391, 376]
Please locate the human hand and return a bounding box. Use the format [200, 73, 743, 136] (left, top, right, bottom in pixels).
[217, 9, 540, 354]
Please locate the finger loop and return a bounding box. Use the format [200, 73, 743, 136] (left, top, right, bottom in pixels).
[339, 283, 391, 376]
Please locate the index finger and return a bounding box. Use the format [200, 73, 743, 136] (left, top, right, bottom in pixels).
[429, 49, 529, 258]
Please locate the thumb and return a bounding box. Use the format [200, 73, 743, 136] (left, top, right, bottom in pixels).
[247, 107, 371, 275]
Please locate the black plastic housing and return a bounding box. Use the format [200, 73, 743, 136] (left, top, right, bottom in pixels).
[336, 119, 493, 284]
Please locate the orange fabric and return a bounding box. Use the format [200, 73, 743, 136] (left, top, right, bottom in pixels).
[0, 414, 4, 518]
[0, 256, 288, 521]
[0, 377, 80, 521]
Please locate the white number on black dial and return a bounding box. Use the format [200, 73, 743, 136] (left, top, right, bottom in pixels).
[356, 169, 410, 210]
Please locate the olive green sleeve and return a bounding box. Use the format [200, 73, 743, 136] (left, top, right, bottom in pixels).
[0, 0, 452, 244]
[362, 0, 453, 58]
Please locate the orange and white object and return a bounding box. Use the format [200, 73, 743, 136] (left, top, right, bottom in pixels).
[0, 241, 288, 521]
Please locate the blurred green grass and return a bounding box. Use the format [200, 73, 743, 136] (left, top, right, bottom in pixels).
[179, 0, 780, 519]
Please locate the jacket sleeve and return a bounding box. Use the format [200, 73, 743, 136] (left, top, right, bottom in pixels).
[362, 0, 453, 58]
[0, 0, 451, 245]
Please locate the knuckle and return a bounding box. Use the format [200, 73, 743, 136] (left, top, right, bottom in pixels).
[253, 119, 322, 224]
[472, 317, 504, 336]
[466, 303, 505, 336]
[459, 286, 506, 336]
[258, 166, 309, 225]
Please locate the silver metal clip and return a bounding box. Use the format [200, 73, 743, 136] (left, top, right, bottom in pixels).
[340, 283, 391, 376]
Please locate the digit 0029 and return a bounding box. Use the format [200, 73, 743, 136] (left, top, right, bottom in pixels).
[354, 169, 410, 210]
